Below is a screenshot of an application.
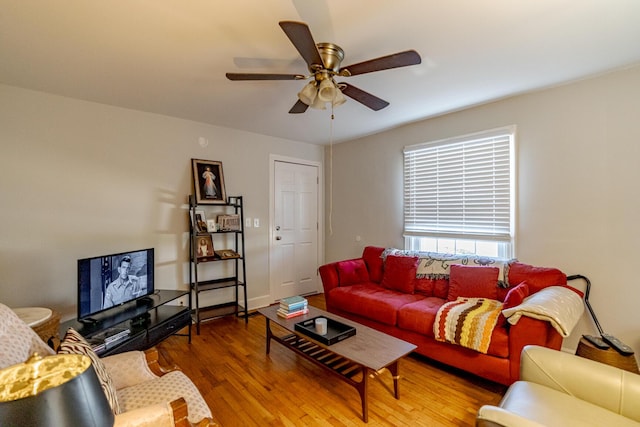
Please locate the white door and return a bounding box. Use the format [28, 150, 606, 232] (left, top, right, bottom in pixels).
[270, 160, 319, 300]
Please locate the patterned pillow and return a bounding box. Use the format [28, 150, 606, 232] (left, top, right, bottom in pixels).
[57, 328, 120, 414]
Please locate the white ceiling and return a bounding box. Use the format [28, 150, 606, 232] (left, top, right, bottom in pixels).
[2, 1, 640, 145]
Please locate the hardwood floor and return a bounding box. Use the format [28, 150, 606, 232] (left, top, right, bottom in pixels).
[156, 294, 505, 426]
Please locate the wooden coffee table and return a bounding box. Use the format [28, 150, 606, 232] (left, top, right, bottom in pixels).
[258, 305, 417, 422]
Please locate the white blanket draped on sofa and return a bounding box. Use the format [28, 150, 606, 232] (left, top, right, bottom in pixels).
[502, 286, 584, 337]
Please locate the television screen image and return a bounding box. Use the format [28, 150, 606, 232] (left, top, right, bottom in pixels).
[77, 248, 154, 320]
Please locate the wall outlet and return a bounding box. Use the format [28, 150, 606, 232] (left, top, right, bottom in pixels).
[254, 218, 260, 228]
[245, 218, 252, 228]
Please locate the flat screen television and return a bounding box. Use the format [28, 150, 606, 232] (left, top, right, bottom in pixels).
[77, 248, 155, 321]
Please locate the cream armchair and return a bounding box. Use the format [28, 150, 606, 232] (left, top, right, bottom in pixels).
[476, 345, 640, 427]
[0, 303, 214, 427]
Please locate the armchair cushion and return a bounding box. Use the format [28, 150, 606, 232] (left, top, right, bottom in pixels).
[113, 401, 176, 427]
[57, 327, 121, 414]
[102, 350, 159, 390]
[476, 345, 640, 427]
[117, 370, 212, 424]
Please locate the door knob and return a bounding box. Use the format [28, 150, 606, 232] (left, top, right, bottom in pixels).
[276, 226, 281, 231]
[276, 236, 282, 240]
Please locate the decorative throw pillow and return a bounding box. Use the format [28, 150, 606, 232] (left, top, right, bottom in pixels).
[336, 259, 370, 286]
[57, 328, 120, 414]
[503, 281, 530, 310]
[507, 262, 566, 294]
[381, 255, 419, 293]
[447, 264, 499, 301]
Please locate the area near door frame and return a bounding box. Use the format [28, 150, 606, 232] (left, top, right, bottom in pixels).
[268, 154, 325, 303]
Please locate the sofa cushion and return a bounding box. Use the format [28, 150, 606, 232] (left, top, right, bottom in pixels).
[397, 297, 509, 358]
[362, 246, 385, 283]
[397, 297, 445, 337]
[336, 259, 370, 286]
[498, 281, 530, 326]
[381, 255, 419, 293]
[58, 328, 120, 414]
[447, 264, 499, 301]
[503, 282, 530, 310]
[328, 284, 425, 326]
[508, 262, 566, 293]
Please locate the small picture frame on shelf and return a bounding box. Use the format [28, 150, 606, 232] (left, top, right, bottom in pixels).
[192, 159, 227, 205]
[196, 235, 215, 259]
[195, 210, 207, 232]
[215, 249, 240, 259]
[189, 210, 208, 233]
[217, 214, 241, 231]
[206, 219, 218, 232]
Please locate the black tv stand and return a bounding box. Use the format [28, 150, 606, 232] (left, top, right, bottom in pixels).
[60, 289, 191, 357]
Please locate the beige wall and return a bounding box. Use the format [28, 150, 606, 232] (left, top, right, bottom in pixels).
[0, 84, 323, 317]
[325, 65, 640, 356]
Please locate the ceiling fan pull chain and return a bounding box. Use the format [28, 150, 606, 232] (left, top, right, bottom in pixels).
[328, 106, 335, 236]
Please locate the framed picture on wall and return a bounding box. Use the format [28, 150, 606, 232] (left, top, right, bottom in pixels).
[192, 159, 227, 204]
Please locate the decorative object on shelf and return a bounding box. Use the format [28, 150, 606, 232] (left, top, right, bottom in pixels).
[206, 219, 218, 232]
[192, 159, 227, 204]
[196, 235, 215, 260]
[195, 209, 208, 232]
[217, 214, 241, 231]
[0, 353, 114, 427]
[215, 249, 240, 259]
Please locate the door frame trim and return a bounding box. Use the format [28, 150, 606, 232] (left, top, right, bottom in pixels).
[269, 155, 324, 303]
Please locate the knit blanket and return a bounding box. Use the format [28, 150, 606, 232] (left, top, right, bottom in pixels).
[434, 298, 503, 354]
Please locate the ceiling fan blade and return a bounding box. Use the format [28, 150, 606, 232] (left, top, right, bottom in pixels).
[340, 83, 390, 111]
[289, 99, 309, 114]
[226, 73, 305, 81]
[279, 21, 324, 68]
[340, 50, 421, 76]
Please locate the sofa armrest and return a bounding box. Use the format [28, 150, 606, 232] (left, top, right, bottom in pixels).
[319, 262, 340, 293]
[520, 345, 640, 422]
[476, 405, 547, 427]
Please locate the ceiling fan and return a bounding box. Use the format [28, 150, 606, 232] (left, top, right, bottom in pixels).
[226, 21, 421, 114]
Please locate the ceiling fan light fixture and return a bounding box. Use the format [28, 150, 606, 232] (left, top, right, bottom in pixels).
[332, 87, 346, 107]
[317, 78, 338, 103]
[297, 81, 317, 105]
[310, 94, 327, 110]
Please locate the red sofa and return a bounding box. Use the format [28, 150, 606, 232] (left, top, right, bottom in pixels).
[319, 246, 580, 386]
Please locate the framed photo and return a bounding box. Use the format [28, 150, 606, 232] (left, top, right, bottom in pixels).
[195, 235, 215, 260]
[206, 219, 218, 232]
[189, 210, 208, 233]
[192, 159, 227, 204]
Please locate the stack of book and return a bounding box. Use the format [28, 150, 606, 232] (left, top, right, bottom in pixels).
[277, 295, 308, 319]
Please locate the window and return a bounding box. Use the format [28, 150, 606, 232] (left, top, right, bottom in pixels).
[403, 126, 515, 258]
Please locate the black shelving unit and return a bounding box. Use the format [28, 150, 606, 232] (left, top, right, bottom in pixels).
[189, 195, 248, 334]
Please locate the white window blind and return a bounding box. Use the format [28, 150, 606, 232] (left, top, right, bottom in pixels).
[404, 127, 514, 242]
